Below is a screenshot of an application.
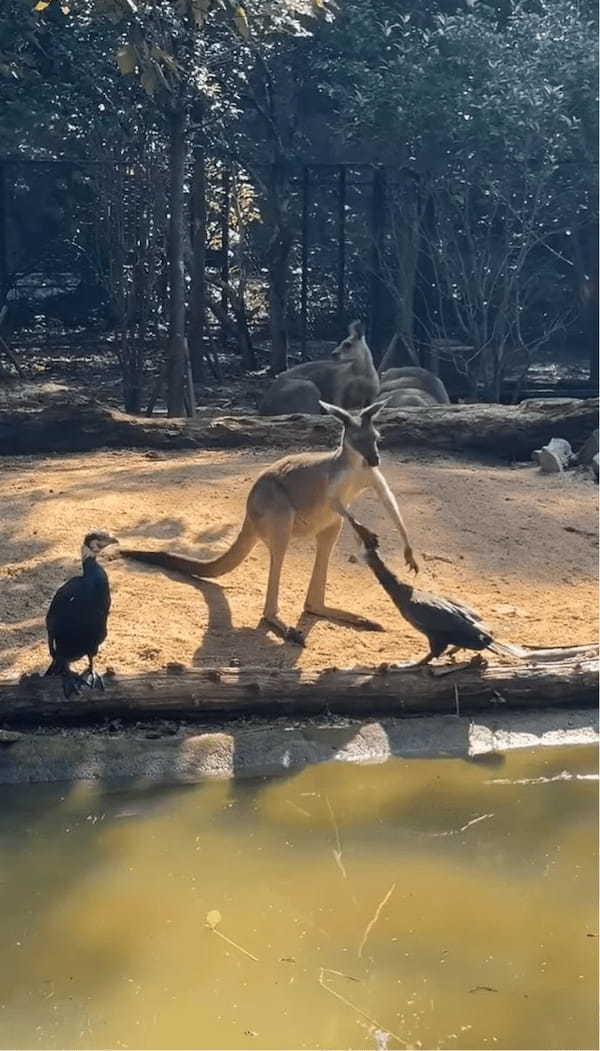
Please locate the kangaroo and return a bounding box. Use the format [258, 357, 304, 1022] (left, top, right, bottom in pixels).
[379, 366, 450, 404]
[259, 321, 379, 416]
[120, 400, 418, 645]
[382, 388, 439, 408]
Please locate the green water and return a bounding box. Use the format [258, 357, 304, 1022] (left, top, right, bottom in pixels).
[0, 744, 597, 1050]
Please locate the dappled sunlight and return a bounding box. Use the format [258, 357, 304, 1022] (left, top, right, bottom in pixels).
[1, 449, 596, 680]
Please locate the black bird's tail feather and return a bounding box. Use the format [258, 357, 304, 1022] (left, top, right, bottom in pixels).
[488, 641, 527, 659]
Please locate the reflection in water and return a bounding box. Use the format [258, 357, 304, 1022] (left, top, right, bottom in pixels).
[0, 745, 597, 1051]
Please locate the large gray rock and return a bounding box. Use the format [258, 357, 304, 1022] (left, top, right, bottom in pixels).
[532, 437, 576, 473]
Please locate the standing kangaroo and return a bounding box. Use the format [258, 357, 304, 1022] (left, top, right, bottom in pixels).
[120, 400, 418, 645]
[259, 320, 379, 416]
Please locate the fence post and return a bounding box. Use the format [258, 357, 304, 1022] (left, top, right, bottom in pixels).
[300, 166, 310, 360]
[337, 165, 346, 332]
[0, 161, 7, 301]
[220, 166, 230, 341]
[369, 165, 387, 362]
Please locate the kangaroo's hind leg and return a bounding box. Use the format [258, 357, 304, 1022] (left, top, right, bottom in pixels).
[303, 520, 384, 632]
[255, 501, 304, 645]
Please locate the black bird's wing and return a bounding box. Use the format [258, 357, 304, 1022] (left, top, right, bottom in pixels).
[46, 576, 83, 635]
[408, 588, 493, 647]
[443, 595, 484, 622]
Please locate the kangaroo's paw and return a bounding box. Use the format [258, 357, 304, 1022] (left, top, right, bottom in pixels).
[260, 616, 305, 646]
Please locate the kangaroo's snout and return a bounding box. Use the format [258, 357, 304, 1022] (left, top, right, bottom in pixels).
[365, 453, 380, 467]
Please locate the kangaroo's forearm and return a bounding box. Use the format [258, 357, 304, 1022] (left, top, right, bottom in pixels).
[370, 469, 411, 547]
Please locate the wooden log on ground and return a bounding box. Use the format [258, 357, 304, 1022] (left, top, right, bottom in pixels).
[1, 649, 597, 728]
[1, 385, 598, 460]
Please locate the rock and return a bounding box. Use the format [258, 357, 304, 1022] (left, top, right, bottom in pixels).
[533, 437, 576, 473]
[537, 448, 563, 473]
[576, 429, 599, 466]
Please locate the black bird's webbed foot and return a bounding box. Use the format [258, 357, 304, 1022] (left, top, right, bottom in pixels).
[468, 653, 488, 669]
[61, 671, 90, 699]
[85, 670, 105, 690]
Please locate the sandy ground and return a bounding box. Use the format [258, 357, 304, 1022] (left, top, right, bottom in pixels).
[0, 447, 597, 680]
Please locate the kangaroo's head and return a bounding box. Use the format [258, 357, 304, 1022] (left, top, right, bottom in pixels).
[319, 399, 388, 468]
[331, 320, 373, 370]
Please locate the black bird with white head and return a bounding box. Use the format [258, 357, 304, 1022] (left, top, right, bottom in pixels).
[45, 530, 118, 696]
[340, 509, 519, 665]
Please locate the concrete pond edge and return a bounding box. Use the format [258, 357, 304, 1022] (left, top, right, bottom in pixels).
[0, 708, 597, 786]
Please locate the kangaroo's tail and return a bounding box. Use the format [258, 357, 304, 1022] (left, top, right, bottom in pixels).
[120, 516, 258, 579]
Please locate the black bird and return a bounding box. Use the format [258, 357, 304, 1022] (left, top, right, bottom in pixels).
[343, 511, 521, 665]
[45, 530, 117, 697]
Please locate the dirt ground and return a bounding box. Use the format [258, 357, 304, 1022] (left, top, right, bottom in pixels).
[1, 447, 597, 680]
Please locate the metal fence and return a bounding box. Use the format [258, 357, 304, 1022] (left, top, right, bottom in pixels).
[0, 156, 418, 356]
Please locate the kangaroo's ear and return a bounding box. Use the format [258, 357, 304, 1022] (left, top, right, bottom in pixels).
[348, 319, 364, 339]
[319, 401, 354, 425]
[361, 398, 390, 421]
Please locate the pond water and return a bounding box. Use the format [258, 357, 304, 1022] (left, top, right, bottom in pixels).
[0, 743, 597, 1051]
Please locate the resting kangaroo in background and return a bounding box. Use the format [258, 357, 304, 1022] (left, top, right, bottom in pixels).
[382, 388, 439, 408]
[379, 366, 450, 405]
[121, 400, 418, 645]
[259, 320, 379, 416]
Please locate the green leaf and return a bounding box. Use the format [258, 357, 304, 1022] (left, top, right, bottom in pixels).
[232, 5, 249, 39]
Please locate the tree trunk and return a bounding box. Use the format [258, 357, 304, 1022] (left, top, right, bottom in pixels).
[413, 185, 436, 357]
[269, 235, 291, 374]
[189, 145, 207, 383]
[368, 166, 389, 364]
[209, 277, 255, 370]
[267, 163, 293, 375]
[167, 105, 190, 418]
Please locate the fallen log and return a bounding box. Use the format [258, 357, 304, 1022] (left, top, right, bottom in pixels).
[0, 384, 598, 460]
[2, 649, 597, 728]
